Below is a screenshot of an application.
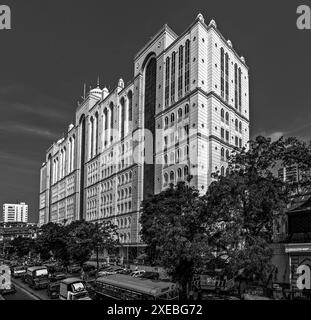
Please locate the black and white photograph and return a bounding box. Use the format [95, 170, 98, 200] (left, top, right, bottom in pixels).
[0, 0, 311, 315]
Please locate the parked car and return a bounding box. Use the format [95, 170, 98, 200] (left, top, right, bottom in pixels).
[67, 264, 81, 274]
[11, 266, 27, 278]
[97, 266, 125, 277]
[47, 273, 67, 299]
[0, 283, 16, 296]
[131, 270, 146, 278]
[138, 271, 160, 280]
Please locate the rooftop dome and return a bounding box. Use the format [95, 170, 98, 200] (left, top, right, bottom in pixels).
[118, 78, 125, 89]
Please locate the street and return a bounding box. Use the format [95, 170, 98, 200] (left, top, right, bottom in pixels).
[4, 282, 39, 300]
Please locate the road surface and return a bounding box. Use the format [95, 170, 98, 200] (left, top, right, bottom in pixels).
[4, 283, 39, 300]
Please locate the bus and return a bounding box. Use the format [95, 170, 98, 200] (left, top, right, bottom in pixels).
[93, 274, 179, 300]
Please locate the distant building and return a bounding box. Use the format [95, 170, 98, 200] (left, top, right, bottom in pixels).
[3, 202, 28, 223]
[0, 222, 38, 242]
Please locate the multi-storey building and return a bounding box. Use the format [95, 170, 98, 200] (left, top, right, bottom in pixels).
[39, 13, 250, 259]
[3, 202, 28, 223]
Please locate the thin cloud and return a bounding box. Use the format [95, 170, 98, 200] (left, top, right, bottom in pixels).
[0, 122, 59, 139]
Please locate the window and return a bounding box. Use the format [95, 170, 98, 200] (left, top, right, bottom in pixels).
[225, 112, 229, 125]
[185, 104, 189, 115]
[178, 168, 182, 179]
[239, 138, 242, 149]
[164, 136, 168, 148]
[165, 57, 170, 106]
[225, 53, 229, 102]
[178, 108, 182, 121]
[220, 48, 224, 98]
[184, 125, 189, 136]
[235, 136, 239, 147]
[225, 130, 229, 142]
[185, 40, 190, 93]
[221, 128, 225, 139]
[178, 46, 184, 99]
[184, 165, 189, 176]
[164, 117, 169, 129]
[239, 122, 242, 133]
[184, 145, 189, 159]
[234, 63, 238, 109]
[238, 68, 242, 111]
[221, 109, 224, 122]
[221, 166, 225, 176]
[164, 154, 168, 166]
[170, 171, 175, 182]
[226, 150, 230, 160]
[176, 148, 181, 163]
[221, 148, 225, 161]
[164, 173, 169, 185]
[170, 152, 175, 165]
[171, 52, 176, 103]
[128, 91, 133, 122]
[171, 113, 175, 125]
[235, 119, 238, 131]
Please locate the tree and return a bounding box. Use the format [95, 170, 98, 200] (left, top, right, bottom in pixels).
[67, 220, 119, 269]
[9, 237, 36, 258]
[36, 223, 70, 265]
[140, 182, 205, 298]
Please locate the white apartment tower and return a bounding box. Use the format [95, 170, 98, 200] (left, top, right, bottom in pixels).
[3, 202, 28, 223]
[39, 14, 250, 259]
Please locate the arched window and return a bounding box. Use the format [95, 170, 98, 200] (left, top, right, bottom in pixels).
[171, 113, 175, 124]
[165, 57, 170, 106]
[128, 91, 133, 122]
[129, 187, 132, 196]
[235, 119, 238, 131]
[221, 148, 225, 160]
[225, 112, 229, 124]
[221, 109, 224, 122]
[164, 116, 169, 129]
[170, 171, 175, 182]
[221, 166, 225, 176]
[178, 108, 182, 121]
[164, 154, 168, 165]
[185, 39, 190, 93]
[225, 53, 229, 101]
[220, 48, 225, 97]
[185, 104, 189, 115]
[164, 173, 169, 184]
[178, 45, 184, 98]
[171, 51, 176, 103]
[239, 121, 242, 133]
[177, 168, 182, 179]
[176, 149, 181, 163]
[184, 165, 189, 177]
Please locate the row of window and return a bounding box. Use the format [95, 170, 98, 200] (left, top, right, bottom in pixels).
[117, 202, 132, 214]
[164, 145, 189, 166]
[220, 109, 243, 132]
[163, 166, 189, 185]
[164, 104, 190, 129]
[220, 48, 242, 112]
[165, 40, 191, 107]
[117, 187, 132, 200]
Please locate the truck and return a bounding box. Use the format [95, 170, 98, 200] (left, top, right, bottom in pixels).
[59, 278, 92, 300]
[25, 266, 49, 290]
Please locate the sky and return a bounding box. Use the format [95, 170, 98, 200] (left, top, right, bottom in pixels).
[0, 0, 311, 222]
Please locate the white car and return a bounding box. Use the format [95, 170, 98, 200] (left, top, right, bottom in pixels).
[131, 270, 145, 278]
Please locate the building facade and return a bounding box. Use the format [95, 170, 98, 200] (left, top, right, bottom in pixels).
[39, 14, 250, 258]
[3, 202, 28, 223]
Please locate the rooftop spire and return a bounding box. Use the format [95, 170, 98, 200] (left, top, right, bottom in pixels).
[97, 76, 100, 88]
